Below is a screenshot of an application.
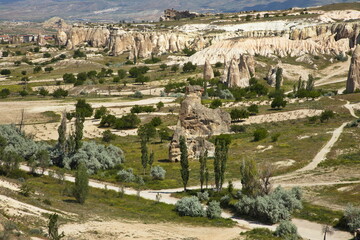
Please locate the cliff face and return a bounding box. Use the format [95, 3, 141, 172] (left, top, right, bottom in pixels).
[169, 88, 231, 162]
[346, 45, 360, 93]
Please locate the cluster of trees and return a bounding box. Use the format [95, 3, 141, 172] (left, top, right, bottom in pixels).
[100, 113, 141, 130]
[292, 75, 321, 99]
[175, 196, 222, 219]
[63, 68, 113, 86]
[308, 110, 335, 124]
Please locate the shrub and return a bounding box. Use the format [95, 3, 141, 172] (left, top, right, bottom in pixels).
[102, 130, 116, 142]
[0, 69, 11, 75]
[131, 91, 143, 98]
[117, 168, 136, 183]
[320, 110, 335, 123]
[235, 186, 302, 224]
[206, 201, 222, 219]
[52, 88, 68, 98]
[274, 221, 299, 239]
[19, 182, 34, 197]
[0, 88, 10, 98]
[150, 166, 166, 180]
[247, 104, 259, 115]
[230, 125, 246, 133]
[197, 191, 209, 202]
[343, 205, 360, 232]
[117, 69, 126, 79]
[150, 117, 162, 127]
[210, 99, 222, 109]
[183, 62, 197, 72]
[61, 142, 124, 174]
[75, 99, 93, 118]
[94, 106, 108, 119]
[73, 49, 86, 58]
[271, 133, 280, 142]
[220, 195, 231, 207]
[175, 196, 205, 217]
[253, 128, 268, 141]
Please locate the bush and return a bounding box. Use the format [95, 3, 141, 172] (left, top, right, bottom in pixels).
[175, 196, 205, 217]
[102, 130, 116, 142]
[150, 117, 162, 127]
[274, 221, 299, 239]
[271, 133, 280, 142]
[206, 201, 222, 219]
[343, 205, 360, 232]
[131, 91, 143, 98]
[94, 106, 108, 119]
[117, 168, 136, 183]
[253, 128, 268, 141]
[150, 166, 166, 180]
[197, 191, 209, 202]
[0, 88, 10, 98]
[183, 62, 197, 73]
[320, 110, 335, 123]
[220, 195, 231, 207]
[230, 125, 246, 133]
[19, 182, 34, 197]
[0, 69, 11, 75]
[210, 99, 222, 109]
[73, 49, 86, 58]
[61, 142, 124, 174]
[52, 88, 68, 98]
[235, 186, 302, 224]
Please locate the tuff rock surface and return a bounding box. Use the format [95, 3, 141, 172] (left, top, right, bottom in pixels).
[346, 45, 360, 93]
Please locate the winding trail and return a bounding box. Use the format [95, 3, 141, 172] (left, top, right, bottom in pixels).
[16, 100, 360, 240]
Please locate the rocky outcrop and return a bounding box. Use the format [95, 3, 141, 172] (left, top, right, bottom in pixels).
[56, 30, 68, 46]
[225, 55, 253, 88]
[266, 65, 283, 87]
[169, 86, 231, 162]
[65, 25, 110, 48]
[346, 45, 360, 93]
[37, 34, 47, 46]
[203, 59, 214, 80]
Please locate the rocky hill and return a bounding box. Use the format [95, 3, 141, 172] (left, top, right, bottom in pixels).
[0, 0, 358, 21]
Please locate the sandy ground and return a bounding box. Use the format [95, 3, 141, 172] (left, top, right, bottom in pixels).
[236, 109, 323, 125]
[60, 220, 244, 240]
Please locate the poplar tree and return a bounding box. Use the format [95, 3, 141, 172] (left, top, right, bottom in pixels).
[214, 135, 231, 191]
[141, 140, 148, 174]
[74, 115, 84, 151]
[73, 163, 89, 204]
[199, 150, 208, 191]
[179, 136, 189, 191]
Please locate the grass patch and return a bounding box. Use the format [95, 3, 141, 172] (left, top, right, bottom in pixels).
[240, 228, 283, 240]
[294, 202, 343, 225]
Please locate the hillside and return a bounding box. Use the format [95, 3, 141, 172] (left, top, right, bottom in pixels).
[0, 0, 358, 21]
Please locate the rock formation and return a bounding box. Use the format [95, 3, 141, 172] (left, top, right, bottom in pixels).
[56, 30, 68, 46]
[346, 45, 360, 93]
[266, 65, 283, 87]
[203, 59, 214, 80]
[37, 34, 47, 46]
[169, 85, 231, 162]
[225, 55, 254, 88]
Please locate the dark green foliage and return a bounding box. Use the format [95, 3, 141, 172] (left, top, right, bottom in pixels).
[135, 74, 150, 84]
[45, 67, 54, 73]
[230, 108, 249, 121]
[171, 64, 179, 72]
[94, 106, 108, 119]
[52, 88, 68, 98]
[271, 133, 281, 142]
[214, 134, 231, 191]
[320, 110, 335, 123]
[129, 66, 149, 78]
[210, 99, 222, 109]
[271, 96, 287, 109]
[21, 76, 29, 83]
[253, 128, 268, 141]
[230, 125, 246, 133]
[74, 116, 84, 151]
[180, 136, 189, 191]
[48, 214, 65, 240]
[150, 117, 162, 127]
[19, 90, 28, 97]
[199, 150, 208, 191]
[130, 105, 155, 114]
[156, 101, 164, 110]
[183, 62, 197, 72]
[160, 63, 168, 71]
[19, 182, 33, 197]
[33, 66, 42, 73]
[215, 62, 223, 68]
[117, 69, 126, 79]
[0, 69, 11, 75]
[164, 82, 186, 93]
[247, 104, 259, 115]
[141, 140, 148, 174]
[240, 158, 260, 197]
[138, 123, 157, 142]
[63, 73, 76, 83]
[73, 49, 86, 58]
[43, 52, 51, 58]
[102, 130, 116, 142]
[275, 68, 283, 91]
[75, 99, 93, 118]
[0, 88, 10, 98]
[182, 48, 196, 56]
[39, 87, 49, 97]
[158, 128, 170, 143]
[114, 114, 141, 129]
[58, 113, 67, 154]
[73, 162, 89, 204]
[144, 56, 161, 64]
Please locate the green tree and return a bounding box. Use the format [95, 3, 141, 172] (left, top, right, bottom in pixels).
[214, 134, 231, 191]
[75, 99, 93, 118]
[74, 115, 84, 151]
[247, 104, 259, 115]
[158, 128, 170, 143]
[48, 213, 65, 240]
[253, 128, 268, 141]
[33, 66, 42, 73]
[320, 110, 335, 123]
[240, 158, 260, 197]
[36, 149, 50, 175]
[271, 96, 287, 109]
[94, 106, 108, 119]
[210, 99, 222, 109]
[39, 87, 49, 97]
[58, 112, 67, 154]
[156, 101, 164, 111]
[180, 136, 189, 191]
[275, 67, 283, 91]
[148, 151, 154, 169]
[73, 163, 89, 204]
[102, 130, 116, 142]
[150, 117, 162, 127]
[171, 64, 179, 72]
[118, 69, 127, 79]
[138, 123, 157, 142]
[182, 62, 197, 72]
[199, 150, 208, 191]
[160, 63, 168, 71]
[141, 140, 148, 174]
[230, 108, 249, 121]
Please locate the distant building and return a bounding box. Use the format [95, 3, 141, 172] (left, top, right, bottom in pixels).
[160, 9, 198, 21]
